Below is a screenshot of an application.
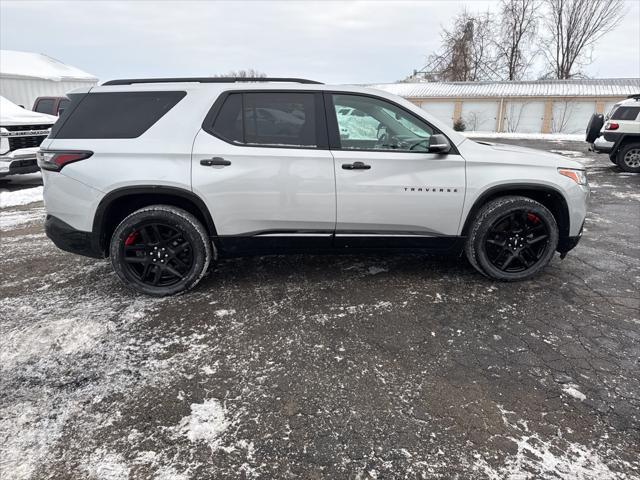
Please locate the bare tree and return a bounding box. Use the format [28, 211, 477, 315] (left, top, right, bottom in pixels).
[542, 0, 625, 79]
[214, 69, 267, 78]
[425, 10, 501, 81]
[495, 0, 539, 80]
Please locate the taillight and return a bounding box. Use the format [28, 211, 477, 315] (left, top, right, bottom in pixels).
[605, 122, 619, 130]
[37, 150, 93, 171]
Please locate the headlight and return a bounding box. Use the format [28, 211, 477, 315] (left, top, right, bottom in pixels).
[0, 128, 10, 155]
[558, 168, 587, 186]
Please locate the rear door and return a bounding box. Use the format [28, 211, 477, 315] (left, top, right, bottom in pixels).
[192, 90, 336, 252]
[326, 93, 466, 249]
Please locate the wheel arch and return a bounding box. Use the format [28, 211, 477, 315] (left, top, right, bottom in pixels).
[461, 184, 571, 250]
[93, 186, 217, 256]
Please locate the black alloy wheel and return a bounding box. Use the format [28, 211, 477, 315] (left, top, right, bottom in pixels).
[484, 210, 551, 273]
[110, 205, 213, 296]
[465, 196, 559, 281]
[122, 222, 194, 287]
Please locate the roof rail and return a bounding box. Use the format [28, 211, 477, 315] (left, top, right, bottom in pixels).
[627, 93, 640, 100]
[102, 77, 323, 86]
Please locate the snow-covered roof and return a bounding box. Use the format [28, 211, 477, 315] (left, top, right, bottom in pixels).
[0, 50, 97, 82]
[369, 78, 640, 99]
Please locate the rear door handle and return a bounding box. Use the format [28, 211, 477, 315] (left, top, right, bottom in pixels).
[342, 161, 371, 170]
[200, 157, 231, 166]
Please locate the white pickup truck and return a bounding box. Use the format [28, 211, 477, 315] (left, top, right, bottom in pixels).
[0, 95, 57, 177]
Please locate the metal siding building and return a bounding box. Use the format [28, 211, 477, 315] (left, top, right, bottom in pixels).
[369, 78, 640, 134]
[0, 50, 97, 109]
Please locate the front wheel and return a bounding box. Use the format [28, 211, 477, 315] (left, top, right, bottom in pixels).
[465, 196, 559, 281]
[616, 144, 640, 173]
[109, 205, 213, 296]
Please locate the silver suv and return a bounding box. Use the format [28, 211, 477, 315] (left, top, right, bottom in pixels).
[39, 77, 589, 295]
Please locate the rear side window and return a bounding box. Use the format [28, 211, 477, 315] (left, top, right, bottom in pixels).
[34, 99, 55, 114]
[212, 94, 243, 143]
[52, 91, 186, 139]
[611, 106, 640, 121]
[209, 92, 325, 148]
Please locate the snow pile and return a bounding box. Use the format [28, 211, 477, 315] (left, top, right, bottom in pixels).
[0, 187, 43, 208]
[0, 206, 44, 230]
[0, 49, 97, 82]
[82, 449, 130, 480]
[562, 384, 587, 401]
[179, 399, 230, 448]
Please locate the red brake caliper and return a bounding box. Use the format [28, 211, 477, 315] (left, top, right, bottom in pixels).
[527, 213, 540, 224]
[124, 231, 139, 246]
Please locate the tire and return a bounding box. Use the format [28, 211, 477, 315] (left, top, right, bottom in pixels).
[109, 205, 213, 296]
[616, 143, 640, 173]
[465, 196, 559, 281]
[585, 113, 604, 143]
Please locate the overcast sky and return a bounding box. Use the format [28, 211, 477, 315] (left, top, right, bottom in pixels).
[1, 0, 639, 84]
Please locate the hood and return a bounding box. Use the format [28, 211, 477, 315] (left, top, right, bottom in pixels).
[0, 96, 57, 126]
[466, 139, 585, 170]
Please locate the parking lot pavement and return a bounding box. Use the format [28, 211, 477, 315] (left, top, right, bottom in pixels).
[0, 139, 638, 480]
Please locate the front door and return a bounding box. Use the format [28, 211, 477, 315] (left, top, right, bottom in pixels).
[192, 91, 336, 253]
[327, 93, 466, 249]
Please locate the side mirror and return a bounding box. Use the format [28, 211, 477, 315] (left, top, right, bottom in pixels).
[428, 134, 451, 154]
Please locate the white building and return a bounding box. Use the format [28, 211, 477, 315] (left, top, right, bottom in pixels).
[370, 78, 640, 134]
[0, 50, 97, 109]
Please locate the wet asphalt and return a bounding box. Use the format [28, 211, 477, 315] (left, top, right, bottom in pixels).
[0, 138, 638, 479]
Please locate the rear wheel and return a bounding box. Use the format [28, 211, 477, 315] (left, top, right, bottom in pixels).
[465, 196, 559, 281]
[109, 205, 213, 296]
[616, 143, 640, 173]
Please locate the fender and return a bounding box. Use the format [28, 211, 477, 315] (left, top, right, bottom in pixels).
[603, 132, 640, 156]
[92, 185, 217, 253]
[461, 183, 570, 240]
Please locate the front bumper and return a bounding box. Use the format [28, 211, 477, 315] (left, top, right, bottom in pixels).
[45, 215, 104, 258]
[0, 147, 41, 177]
[558, 221, 584, 256]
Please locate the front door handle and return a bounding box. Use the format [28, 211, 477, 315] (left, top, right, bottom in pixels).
[342, 161, 371, 170]
[200, 157, 231, 167]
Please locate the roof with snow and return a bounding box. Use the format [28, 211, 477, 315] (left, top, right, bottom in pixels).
[369, 78, 640, 99]
[0, 50, 97, 82]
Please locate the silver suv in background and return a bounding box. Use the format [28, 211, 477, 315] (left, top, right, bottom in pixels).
[39, 77, 589, 295]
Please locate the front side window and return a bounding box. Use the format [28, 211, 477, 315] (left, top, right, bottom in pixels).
[332, 94, 433, 152]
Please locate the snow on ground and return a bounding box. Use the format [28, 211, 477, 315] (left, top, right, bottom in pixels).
[562, 384, 587, 401]
[0, 206, 44, 230]
[0, 186, 43, 208]
[178, 399, 230, 448]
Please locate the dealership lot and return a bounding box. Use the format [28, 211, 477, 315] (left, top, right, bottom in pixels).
[1, 139, 638, 479]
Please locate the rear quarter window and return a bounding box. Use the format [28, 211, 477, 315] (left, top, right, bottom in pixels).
[51, 91, 186, 139]
[611, 106, 640, 121]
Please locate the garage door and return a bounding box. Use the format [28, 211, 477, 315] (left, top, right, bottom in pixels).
[420, 102, 455, 127]
[461, 101, 499, 132]
[551, 101, 596, 134]
[503, 101, 545, 133]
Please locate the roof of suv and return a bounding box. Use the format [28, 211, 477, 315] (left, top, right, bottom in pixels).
[66, 77, 466, 145]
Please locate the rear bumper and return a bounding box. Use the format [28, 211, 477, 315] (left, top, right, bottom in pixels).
[45, 215, 103, 258]
[0, 148, 40, 177]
